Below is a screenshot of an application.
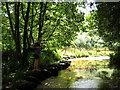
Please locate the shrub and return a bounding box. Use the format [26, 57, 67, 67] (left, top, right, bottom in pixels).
[109, 47, 120, 69]
[39, 49, 61, 68]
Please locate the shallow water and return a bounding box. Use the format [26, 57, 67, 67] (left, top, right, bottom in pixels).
[36, 60, 113, 89]
[70, 79, 103, 88]
[37, 69, 76, 88]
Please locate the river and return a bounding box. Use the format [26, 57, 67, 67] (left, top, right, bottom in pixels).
[36, 56, 113, 89]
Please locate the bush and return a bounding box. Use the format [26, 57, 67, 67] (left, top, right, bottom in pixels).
[73, 32, 104, 48]
[109, 47, 120, 69]
[28, 48, 61, 69]
[39, 49, 61, 68]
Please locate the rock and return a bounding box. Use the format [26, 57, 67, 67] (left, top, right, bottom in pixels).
[76, 76, 83, 80]
[47, 67, 59, 76]
[12, 80, 36, 90]
[48, 64, 59, 67]
[59, 62, 70, 70]
[40, 69, 52, 79]
[25, 76, 41, 84]
[62, 56, 70, 60]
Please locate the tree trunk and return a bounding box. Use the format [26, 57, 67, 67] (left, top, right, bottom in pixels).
[6, 2, 22, 62]
[6, 3, 15, 40]
[29, 3, 34, 44]
[15, 2, 22, 62]
[23, 2, 31, 65]
[38, 2, 43, 40]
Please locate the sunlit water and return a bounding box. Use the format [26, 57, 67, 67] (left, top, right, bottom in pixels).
[36, 60, 113, 89]
[70, 79, 103, 88]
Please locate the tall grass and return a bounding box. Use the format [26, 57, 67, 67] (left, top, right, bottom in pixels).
[57, 47, 114, 58]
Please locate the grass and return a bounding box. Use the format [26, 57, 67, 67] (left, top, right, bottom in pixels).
[70, 60, 110, 70]
[57, 47, 114, 58]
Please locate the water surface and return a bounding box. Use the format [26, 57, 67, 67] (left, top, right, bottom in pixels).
[36, 59, 113, 89]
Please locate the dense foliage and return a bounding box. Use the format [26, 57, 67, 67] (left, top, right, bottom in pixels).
[2, 2, 85, 87]
[96, 2, 120, 47]
[85, 2, 120, 69]
[95, 2, 120, 69]
[2, 2, 120, 89]
[86, 2, 120, 47]
[109, 47, 120, 69]
[2, 2, 84, 65]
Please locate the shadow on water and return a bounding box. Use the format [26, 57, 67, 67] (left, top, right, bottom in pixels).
[36, 69, 77, 88]
[36, 60, 114, 89]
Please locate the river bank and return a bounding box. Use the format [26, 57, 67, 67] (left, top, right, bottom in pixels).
[2, 61, 70, 90]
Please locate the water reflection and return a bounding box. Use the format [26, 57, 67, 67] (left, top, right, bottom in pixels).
[36, 60, 113, 89]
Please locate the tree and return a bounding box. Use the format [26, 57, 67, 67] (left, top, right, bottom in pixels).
[22, 2, 31, 64]
[94, 2, 120, 69]
[96, 2, 120, 46]
[2, 3, 87, 87]
[2, 2, 84, 65]
[6, 2, 22, 63]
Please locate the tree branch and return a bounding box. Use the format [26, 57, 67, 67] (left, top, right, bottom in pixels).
[21, 3, 25, 21]
[6, 2, 15, 39]
[38, 2, 48, 40]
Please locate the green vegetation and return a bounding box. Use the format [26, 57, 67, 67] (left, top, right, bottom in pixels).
[2, 1, 120, 89]
[95, 2, 120, 71]
[58, 47, 114, 58]
[109, 47, 120, 69]
[2, 2, 84, 87]
[98, 69, 120, 89]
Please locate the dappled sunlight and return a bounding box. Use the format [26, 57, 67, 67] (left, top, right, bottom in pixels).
[2, 2, 120, 90]
[36, 59, 113, 88]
